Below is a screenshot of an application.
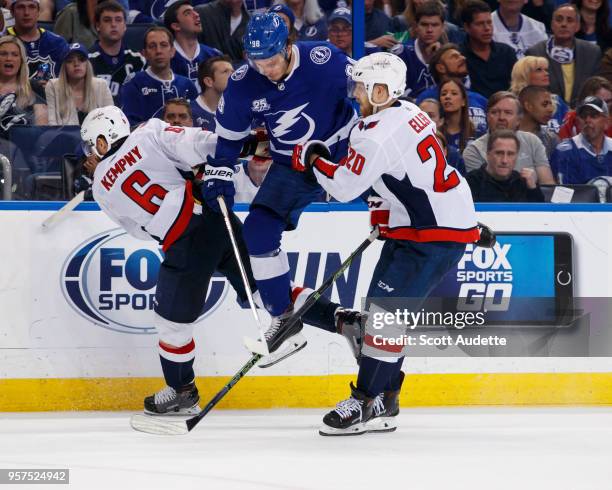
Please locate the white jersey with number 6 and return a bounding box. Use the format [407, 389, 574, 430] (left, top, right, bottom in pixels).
[313, 100, 479, 243]
[92, 118, 217, 250]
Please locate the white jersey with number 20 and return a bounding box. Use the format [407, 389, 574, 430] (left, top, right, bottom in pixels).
[313, 100, 479, 243]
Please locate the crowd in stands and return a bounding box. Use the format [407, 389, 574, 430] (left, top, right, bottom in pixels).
[1, 0, 612, 203]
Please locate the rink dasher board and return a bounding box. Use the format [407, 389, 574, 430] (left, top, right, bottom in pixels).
[0, 203, 611, 410]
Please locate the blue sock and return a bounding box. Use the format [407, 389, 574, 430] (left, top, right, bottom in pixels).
[159, 356, 195, 390]
[257, 272, 292, 316]
[357, 356, 403, 398]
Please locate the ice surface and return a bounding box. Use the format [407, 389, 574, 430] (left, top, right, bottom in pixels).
[1, 407, 611, 490]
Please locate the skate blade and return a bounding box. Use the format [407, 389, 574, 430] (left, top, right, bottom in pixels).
[143, 404, 201, 417]
[365, 416, 397, 433]
[318, 422, 368, 436]
[130, 414, 189, 436]
[243, 335, 270, 356]
[258, 334, 307, 368]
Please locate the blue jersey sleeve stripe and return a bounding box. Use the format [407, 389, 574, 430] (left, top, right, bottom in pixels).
[216, 123, 251, 141]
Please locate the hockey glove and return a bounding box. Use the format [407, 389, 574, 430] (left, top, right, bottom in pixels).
[202, 156, 236, 213]
[476, 222, 496, 248]
[240, 128, 270, 158]
[292, 140, 332, 183]
[368, 195, 390, 238]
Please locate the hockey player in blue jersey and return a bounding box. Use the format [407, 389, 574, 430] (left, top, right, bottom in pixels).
[164, 0, 222, 91]
[120, 26, 198, 125]
[203, 13, 357, 363]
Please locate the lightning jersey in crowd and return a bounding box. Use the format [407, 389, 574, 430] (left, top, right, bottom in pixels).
[417, 85, 488, 134]
[92, 118, 217, 251]
[170, 41, 222, 91]
[89, 41, 145, 105]
[312, 100, 479, 242]
[550, 134, 612, 184]
[120, 67, 198, 125]
[215, 43, 356, 165]
[547, 94, 568, 134]
[8, 27, 69, 79]
[391, 41, 435, 98]
[491, 11, 547, 58]
[190, 98, 216, 131]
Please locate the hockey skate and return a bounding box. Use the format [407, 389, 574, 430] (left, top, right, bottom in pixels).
[258, 306, 307, 368]
[319, 383, 375, 436]
[366, 371, 405, 433]
[143, 382, 201, 416]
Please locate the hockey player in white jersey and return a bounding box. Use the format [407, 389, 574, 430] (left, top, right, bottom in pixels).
[292, 52, 480, 435]
[80, 106, 266, 416]
[80, 106, 364, 414]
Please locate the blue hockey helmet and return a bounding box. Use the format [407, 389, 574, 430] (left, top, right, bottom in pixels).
[243, 13, 289, 60]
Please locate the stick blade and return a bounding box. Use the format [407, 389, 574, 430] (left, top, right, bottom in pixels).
[130, 414, 189, 436]
[243, 335, 269, 355]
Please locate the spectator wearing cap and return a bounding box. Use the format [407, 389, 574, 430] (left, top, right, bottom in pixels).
[273, 0, 327, 41]
[165, 0, 221, 91]
[120, 27, 197, 126]
[559, 76, 612, 139]
[526, 4, 601, 107]
[550, 95, 612, 184]
[391, 1, 447, 98]
[191, 54, 233, 131]
[491, 0, 547, 58]
[326, 7, 379, 57]
[466, 129, 545, 202]
[54, 0, 98, 49]
[463, 91, 555, 184]
[88, 0, 145, 106]
[416, 43, 488, 133]
[460, 0, 517, 99]
[45, 42, 113, 125]
[195, 0, 250, 63]
[7, 0, 69, 81]
[268, 4, 298, 42]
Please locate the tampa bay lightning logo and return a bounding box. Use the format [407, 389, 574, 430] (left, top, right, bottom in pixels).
[61, 229, 228, 334]
[269, 103, 316, 145]
[151, 0, 180, 21]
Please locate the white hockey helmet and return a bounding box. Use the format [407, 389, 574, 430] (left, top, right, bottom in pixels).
[81, 105, 130, 158]
[351, 52, 407, 107]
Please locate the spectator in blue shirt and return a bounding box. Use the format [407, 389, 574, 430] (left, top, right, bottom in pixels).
[273, 0, 328, 41]
[551, 95, 612, 184]
[190, 54, 233, 131]
[164, 0, 221, 91]
[8, 0, 70, 81]
[120, 26, 198, 125]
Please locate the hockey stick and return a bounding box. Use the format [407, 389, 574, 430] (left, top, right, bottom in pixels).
[216, 196, 269, 355]
[41, 191, 86, 230]
[130, 227, 380, 435]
